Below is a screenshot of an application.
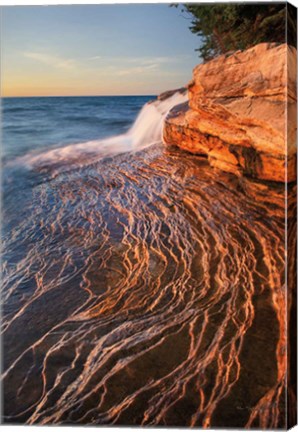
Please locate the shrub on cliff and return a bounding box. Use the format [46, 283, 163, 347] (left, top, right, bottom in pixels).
[176, 3, 296, 61]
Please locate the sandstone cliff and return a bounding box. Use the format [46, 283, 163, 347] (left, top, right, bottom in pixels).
[163, 43, 297, 182]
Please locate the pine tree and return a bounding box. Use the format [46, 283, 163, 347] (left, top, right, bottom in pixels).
[176, 3, 295, 61]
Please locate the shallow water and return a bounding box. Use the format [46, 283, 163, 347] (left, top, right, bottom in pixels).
[1, 96, 296, 428]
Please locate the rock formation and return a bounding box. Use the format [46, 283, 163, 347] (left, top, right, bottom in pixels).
[163, 43, 297, 182]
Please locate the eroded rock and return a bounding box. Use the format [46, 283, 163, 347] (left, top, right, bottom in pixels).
[163, 43, 297, 182]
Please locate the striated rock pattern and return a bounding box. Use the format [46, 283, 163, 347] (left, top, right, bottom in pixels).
[2, 143, 296, 428]
[163, 43, 297, 182]
[2, 46, 297, 429]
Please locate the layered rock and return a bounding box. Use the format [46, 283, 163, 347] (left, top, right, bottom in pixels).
[163, 43, 297, 182]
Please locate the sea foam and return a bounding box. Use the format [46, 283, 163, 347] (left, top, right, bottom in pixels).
[15, 92, 187, 173]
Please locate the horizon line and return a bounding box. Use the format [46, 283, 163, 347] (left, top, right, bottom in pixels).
[2, 94, 159, 99]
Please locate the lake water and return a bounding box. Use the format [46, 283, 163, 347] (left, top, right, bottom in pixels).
[1, 95, 293, 428]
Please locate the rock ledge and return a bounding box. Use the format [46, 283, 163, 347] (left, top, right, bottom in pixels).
[163, 43, 297, 182]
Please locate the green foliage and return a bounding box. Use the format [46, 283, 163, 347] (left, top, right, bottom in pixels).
[287, 2, 297, 49]
[176, 3, 293, 61]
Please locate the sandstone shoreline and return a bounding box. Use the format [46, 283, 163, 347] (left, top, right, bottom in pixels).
[163, 43, 297, 183]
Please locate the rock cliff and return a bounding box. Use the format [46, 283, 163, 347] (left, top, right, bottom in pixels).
[163, 43, 297, 182]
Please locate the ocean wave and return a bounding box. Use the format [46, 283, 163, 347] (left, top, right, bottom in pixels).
[11, 92, 188, 174]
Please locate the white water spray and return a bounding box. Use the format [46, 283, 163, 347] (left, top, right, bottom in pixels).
[17, 92, 188, 172]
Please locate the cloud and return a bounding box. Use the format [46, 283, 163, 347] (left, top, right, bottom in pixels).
[23, 52, 77, 69]
[114, 56, 190, 77]
[121, 55, 190, 65]
[22, 52, 191, 79]
[88, 55, 102, 61]
[117, 63, 159, 76]
[139, 56, 172, 65]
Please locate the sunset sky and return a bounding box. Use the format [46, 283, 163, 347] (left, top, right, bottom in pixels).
[2, 4, 200, 97]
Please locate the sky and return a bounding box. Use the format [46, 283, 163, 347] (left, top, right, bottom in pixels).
[1, 4, 202, 97]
